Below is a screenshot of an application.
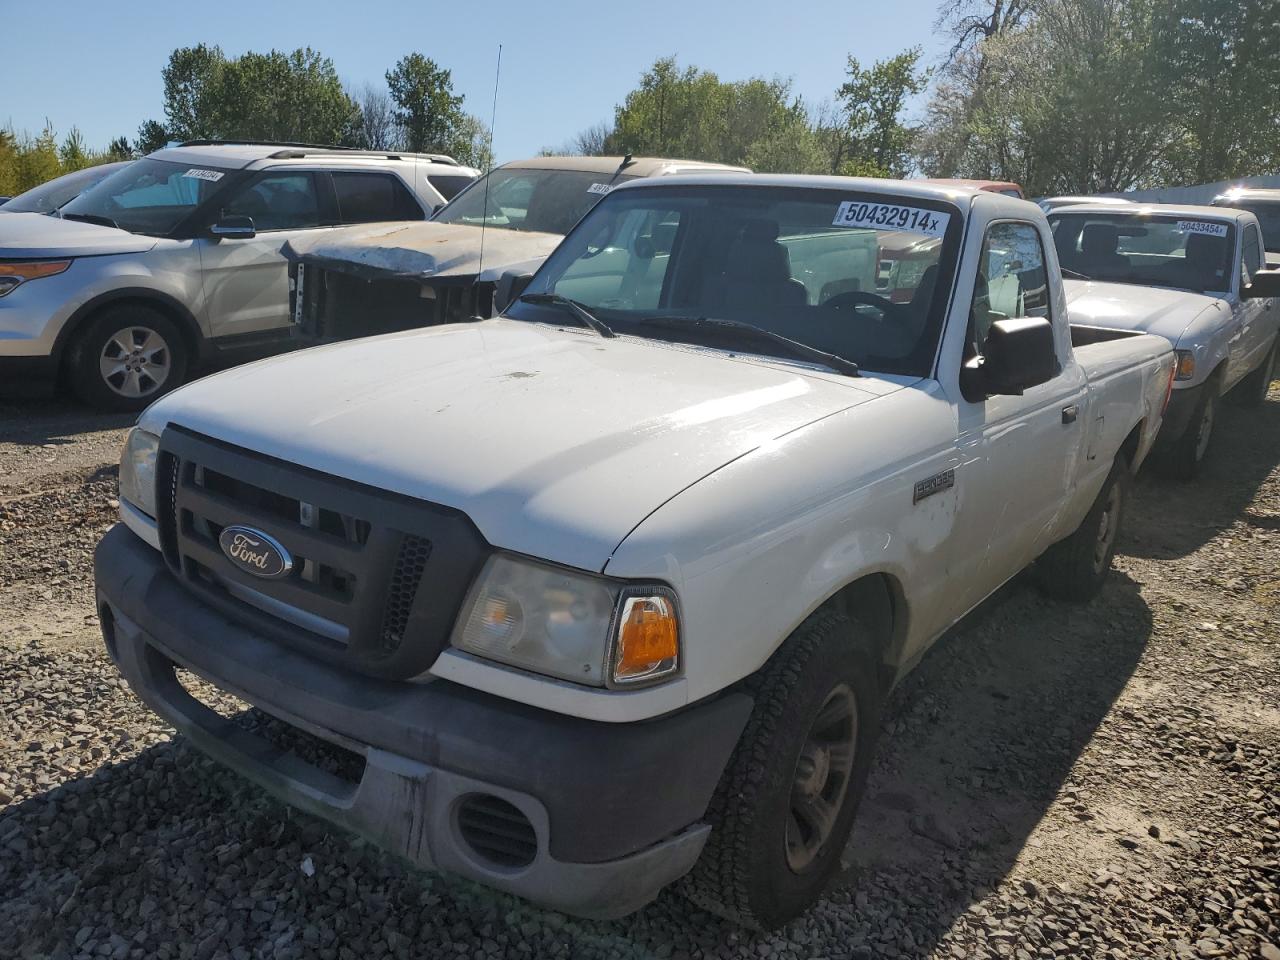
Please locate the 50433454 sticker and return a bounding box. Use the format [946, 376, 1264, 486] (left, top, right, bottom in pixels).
[586, 182, 612, 195]
[1177, 220, 1228, 238]
[833, 200, 950, 237]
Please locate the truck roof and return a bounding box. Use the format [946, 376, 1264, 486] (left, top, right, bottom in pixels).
[1050, 201, 1250, 224]
[611, 172, 1006, 209]
[504, 155, 750, 177]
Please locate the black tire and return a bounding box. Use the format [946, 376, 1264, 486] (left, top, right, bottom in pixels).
[68, 304, 190, 412]
[1155, 384, 1217, 481]
[1034, 459, 1129, 602]
[681, 610, 881, 930]
[1229, 336, 1277, 409]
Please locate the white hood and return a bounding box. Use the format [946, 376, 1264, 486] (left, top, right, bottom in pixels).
[0, 212, 156, 258]
[141, 320, 891, 571]
[1064, 278, 1223, 346]
[284, 221, 562, 283]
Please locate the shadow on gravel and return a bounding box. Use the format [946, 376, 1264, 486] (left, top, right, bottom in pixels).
[1124, 391, 1280, 560]
[0, 572, 1152, 958]
[0, 398, 135, 446]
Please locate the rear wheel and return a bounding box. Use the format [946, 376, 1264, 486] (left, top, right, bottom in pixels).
[1034, 459, 1129, 602]
[681, 610, 881, 930]
[69, 305, 189, 411]
[1230, 337, 1277, 408]
[1156, 386, 1216, 481]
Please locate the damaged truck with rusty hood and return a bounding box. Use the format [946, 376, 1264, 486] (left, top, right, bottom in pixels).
[97, 175, 1174, 928]
[284, 154, 749, 344]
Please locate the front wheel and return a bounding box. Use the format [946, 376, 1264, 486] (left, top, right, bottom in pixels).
[1034, 459, 1129, 602]
[1156, 386, 1216, 481]
[681, 610, 881, 930]
[1230, 337, 1277, 408]
[69, 305, 190, 411]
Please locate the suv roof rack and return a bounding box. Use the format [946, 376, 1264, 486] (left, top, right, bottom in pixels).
[176, 140, 459, 166]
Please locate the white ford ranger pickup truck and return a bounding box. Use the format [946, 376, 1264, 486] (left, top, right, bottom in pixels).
[1048, 203, 1280, 479]
[95, 175, 1174, 929]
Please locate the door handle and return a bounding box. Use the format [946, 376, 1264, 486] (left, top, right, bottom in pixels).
[1062, 405, 1078, 424]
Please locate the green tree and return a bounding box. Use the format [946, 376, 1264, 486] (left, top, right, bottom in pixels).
[59, 126, 90, 171]
[385, 53, 465, 153]
[833, 49, 931, 177]
[449, 114, 493, 169]
[604, 56, 824, 169]
[106, 137, 135, 161]
[141, 45, 360, 147]
[135, 120, 170, 155]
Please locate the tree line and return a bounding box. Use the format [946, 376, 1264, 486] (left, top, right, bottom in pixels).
[0, 46, 490, 197]
[3, 0, 1276, 200]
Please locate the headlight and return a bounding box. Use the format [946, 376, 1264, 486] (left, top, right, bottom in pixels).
[119, 428, 160, 518]
[451, 554, 680, 687]
[1174, 349, 1196, 381]
[0, 259, 71, 297]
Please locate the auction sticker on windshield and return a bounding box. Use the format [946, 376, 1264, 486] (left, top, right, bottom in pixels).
[587, 182, 613, 195]
[1177, 220, 1228, 238]
[183, 168, 225, 182]
[833, 201, 950, 237]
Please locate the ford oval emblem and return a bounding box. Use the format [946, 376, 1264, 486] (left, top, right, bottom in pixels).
[218, 525, 293, 580]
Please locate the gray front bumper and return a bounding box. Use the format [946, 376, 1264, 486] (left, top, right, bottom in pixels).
[96, 525, 751, 920]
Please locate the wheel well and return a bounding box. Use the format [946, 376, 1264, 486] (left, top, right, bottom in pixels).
[1119, 420, 1144, 470]
[821, 573, 903, 694]
[55, 291, 203, 380]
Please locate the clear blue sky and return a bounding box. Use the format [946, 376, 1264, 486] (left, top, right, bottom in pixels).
[0, 0, 946, 163]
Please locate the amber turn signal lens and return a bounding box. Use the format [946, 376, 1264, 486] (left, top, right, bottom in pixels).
[1174, 350, 1196, 381]
[2, 260, 71, 280]
[613, 594, 679, 683]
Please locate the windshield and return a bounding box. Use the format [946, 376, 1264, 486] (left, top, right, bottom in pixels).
[3, 162, 129, 214]
[60, 157, 234, 235]
[508, 185, 960, 376]
[432, 167, 638, 235]
[1049, 212, 1235, 293]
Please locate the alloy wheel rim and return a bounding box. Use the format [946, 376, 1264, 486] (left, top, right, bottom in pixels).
[99, 326, 171, 399]
[785, 683, 857, 873]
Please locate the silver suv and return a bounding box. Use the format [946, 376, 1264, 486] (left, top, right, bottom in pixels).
[0, 141, 478, 409]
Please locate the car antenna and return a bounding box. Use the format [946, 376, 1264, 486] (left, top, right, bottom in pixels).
[475, 43, 502, 299]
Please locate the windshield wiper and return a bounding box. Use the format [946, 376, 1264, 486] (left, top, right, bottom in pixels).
[60, 212, 120, 230]
[639, 315, 860, 377]
[517, 293, 616, 338]
[1060, 267, 1093, 281]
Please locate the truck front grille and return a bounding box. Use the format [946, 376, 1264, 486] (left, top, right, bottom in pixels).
[156, 426, 489, 679]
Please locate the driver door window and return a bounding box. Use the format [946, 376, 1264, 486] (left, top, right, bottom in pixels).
[222, 173, 320, 232]
[969, 221, 1051, 354]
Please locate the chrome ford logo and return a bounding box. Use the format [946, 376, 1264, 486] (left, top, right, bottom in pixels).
[218, 525, 293, 579]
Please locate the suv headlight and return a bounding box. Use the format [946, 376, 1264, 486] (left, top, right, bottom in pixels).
[0, 259, 71, 297]
[451, 554, 680, 687]
[119, 428, 160, 518]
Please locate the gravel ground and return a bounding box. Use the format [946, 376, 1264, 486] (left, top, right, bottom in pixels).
[0, 392, 1277, 960]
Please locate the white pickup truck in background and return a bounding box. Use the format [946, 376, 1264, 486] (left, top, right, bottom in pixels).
[1048, 203, 1280, 478]
[95, 176, 1173, 929]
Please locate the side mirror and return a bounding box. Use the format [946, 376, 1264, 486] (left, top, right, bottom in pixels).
[494, 270, 534, 315]
[1243, 267, 1280, 299]
[961, 316, 1060, 400]
[209, 215, 256, 240]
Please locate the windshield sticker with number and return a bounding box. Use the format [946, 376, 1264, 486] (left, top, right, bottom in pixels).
[586, 182, 612, 195]
[183, 168, 225, 182]
[833, 201, 950, 237]
[1177, 220, 1228, 238]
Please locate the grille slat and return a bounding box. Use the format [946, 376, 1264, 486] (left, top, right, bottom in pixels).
[154, 426, 489, 679]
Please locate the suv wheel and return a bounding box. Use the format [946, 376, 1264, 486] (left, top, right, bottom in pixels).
[70, 305, 189, 411]
[681, 610, 881, 930]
